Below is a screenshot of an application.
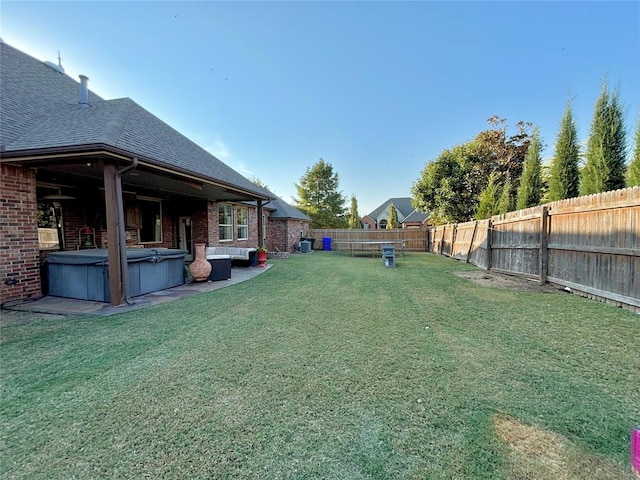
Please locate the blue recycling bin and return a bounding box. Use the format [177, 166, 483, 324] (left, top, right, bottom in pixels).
[322, 237, 332, 251]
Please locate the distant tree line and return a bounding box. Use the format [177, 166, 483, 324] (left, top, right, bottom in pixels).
[412, 79, 640, 224]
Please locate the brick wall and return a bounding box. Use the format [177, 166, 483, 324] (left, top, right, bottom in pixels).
[266, 218, 310, 252]
[361, 216, 376, 229]
[248, 206, 260, 246]
[0, 165, 41, 303]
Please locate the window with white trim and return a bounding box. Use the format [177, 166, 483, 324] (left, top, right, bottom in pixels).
[237, 206, 249, 240]
[218, 204, 233, 241]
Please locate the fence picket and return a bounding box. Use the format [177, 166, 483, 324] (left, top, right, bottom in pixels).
[427, 186, 639, 310]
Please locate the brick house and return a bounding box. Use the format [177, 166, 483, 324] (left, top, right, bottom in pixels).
[263, 194, 311, 253]
[1, 41, 280, 306]
[361, 198, 429, 229]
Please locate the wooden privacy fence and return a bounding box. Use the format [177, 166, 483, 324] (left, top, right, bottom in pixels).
[428, 186, 640, 310]
[307, 228, 428, 252]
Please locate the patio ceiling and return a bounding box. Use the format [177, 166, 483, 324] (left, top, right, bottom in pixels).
[2, 151, 268, 203]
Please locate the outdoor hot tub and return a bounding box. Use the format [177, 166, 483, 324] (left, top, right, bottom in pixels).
[47, 248, 187, 302]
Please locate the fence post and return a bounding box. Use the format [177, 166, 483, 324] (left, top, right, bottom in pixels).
[486, 219, 493, 271]
[466, 221, 478, 264]
[452, 224, 458, 256]
[539, 205, 548, 285]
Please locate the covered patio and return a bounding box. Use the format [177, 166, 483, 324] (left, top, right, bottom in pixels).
[1, 41, 272, 307]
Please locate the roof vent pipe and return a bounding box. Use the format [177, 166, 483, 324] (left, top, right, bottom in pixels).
[79, 75, 89, 107]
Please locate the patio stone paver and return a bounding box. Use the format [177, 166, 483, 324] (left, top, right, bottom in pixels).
[1, 265, 272, 317]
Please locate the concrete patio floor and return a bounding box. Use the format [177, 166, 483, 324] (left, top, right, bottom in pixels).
[1, 265, 272, 317]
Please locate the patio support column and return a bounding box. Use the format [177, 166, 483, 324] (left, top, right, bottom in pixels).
[103, 162, 123, 306]
[257, 200, 264, 248]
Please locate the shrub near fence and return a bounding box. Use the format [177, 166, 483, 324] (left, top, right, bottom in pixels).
[307, 228, 428, 252]
[428, 186, 640, 311]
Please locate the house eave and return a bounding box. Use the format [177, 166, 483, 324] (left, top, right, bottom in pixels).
[0, 144, 271, 202]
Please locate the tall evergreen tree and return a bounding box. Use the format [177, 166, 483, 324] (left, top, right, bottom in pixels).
[581, 81, 627, 195]
[387, 204, 398, 229]
[548, 101, 580, 201]
[498, 177, 515, 214]
[476, 173, 500, 219]
[626, 120, 640, 187]
[516, 128, 543, 209]
[348, 195, 361, 229]
[293, 158, 347, 228]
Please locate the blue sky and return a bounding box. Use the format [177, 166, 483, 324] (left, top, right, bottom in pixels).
[2, 1, 638, 215]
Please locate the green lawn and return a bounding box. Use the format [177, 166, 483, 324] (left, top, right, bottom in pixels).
[1, 252, 638, 479]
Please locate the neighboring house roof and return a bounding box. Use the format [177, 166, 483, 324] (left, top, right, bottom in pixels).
[365, 197, 429, 224]
[403, 209, 430, 224]
[0, 41, 268, 199]
[366, 198, 412, 218]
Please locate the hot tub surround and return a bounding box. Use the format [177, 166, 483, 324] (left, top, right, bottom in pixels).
[47, 248, 187, 302]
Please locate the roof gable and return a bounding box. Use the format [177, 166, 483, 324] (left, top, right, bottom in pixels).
[364, 197, 429, 225]
[368, 197, 415, 219]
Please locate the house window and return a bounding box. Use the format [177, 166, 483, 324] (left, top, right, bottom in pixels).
[237, 206, 249, 240]
[379, 220, 388, 229]
[219, 204, 233, 241]
[36, 186, 63, 250]
[138, 197, 162, 243]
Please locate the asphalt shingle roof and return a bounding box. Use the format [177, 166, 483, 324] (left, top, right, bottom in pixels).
[0, 41, 268, 198]
[0, 42, 104, 148]
[368, 197, 412, 218]
[403, 209, 429, 223]
[266, 194, 310, 221]
[367, 197, 429, 223]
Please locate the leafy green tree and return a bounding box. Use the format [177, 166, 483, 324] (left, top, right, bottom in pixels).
[293, 158, 347, 228]
[412, 117, 531, 224]
[548, 101, 581, 201]
[516, 128, 543, 209]
[412, 145, 473, 224]
[476, 173, 500, 219]
[467, 116, 532, 189]
[626, 120, 640, 187]
[387, 204, 398, 229]
[581, 81, 627, 195]
[348, 195, 362, 229]
[498, 177, 514, 214]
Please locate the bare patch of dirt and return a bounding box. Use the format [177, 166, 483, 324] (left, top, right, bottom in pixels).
[454, 271, 557, 294]
[493, 413, 631, 480]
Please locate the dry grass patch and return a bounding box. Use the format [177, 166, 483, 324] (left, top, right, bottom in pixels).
[493, 413, 633, 480]
[454, 271, 558, 293]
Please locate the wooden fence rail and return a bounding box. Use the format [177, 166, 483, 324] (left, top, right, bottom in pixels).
[428, 186, 639, 311]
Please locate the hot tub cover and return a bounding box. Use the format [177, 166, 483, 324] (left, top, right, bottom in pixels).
[47, 248, 187, 265]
